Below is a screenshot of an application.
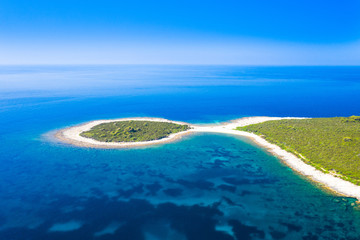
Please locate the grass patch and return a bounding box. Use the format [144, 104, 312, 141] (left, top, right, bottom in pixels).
[81, 120, 190, 143]
[237, 116, 360, 185]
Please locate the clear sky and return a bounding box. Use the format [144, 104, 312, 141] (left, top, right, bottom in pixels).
[1, 0, 360, 65]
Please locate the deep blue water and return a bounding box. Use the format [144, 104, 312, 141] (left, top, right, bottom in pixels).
[1, 65, 360, 240]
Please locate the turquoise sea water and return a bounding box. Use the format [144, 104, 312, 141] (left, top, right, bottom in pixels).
[1, 65, 360, 240]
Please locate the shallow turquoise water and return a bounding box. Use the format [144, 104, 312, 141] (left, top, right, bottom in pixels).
[1, 65, 360, 239]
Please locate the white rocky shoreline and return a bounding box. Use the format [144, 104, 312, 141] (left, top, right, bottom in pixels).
[54, 116, 360, 200]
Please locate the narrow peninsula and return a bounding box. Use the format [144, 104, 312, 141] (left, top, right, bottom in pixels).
[238, 116, 360, 185]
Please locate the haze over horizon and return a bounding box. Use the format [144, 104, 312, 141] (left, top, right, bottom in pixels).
[1, 0, 360, 65]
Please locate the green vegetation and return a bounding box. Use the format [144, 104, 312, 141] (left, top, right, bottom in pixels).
[80, 120, 190, 143]
[237, 116, 360, 184]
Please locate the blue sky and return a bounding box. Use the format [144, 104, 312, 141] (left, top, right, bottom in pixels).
[1, 0, 360, 65]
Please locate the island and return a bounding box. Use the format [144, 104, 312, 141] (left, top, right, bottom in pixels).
[53, 116, 360, 201]
[55, 118, 194, 148]
[80, 120, 190, 142]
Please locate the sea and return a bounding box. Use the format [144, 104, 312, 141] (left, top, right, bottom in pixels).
[0, 65, 360, 240]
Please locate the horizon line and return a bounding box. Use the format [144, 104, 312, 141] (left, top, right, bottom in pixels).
[1, 63, 360, 67]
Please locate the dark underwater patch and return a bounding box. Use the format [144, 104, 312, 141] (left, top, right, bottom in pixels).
[0, 196, 247, 240]
[117, 184, 144, 198]
[163, 188, 183, 197]
[217, 184, 237, 193]
[0, 213, 6, 227]
[175, 179, 215, 191]
[228, 219, 265, 240]
[269, 230, 286, 239]
[280, 222, 302, 232]
[145, 182, 162, 196]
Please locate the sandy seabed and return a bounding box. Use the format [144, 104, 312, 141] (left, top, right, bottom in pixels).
[54, 116, 360, 200]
